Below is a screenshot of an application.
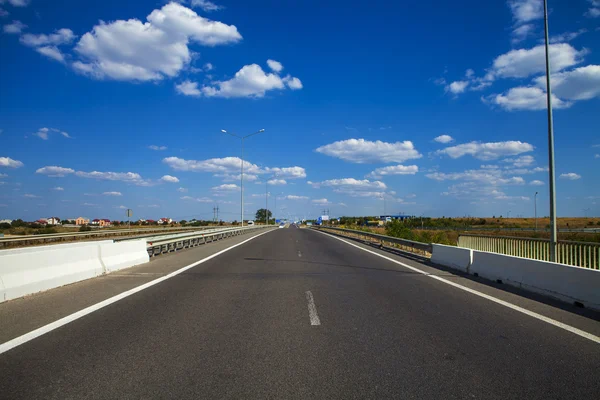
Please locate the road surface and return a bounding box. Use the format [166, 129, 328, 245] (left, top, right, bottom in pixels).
[1, 227, 599, 399]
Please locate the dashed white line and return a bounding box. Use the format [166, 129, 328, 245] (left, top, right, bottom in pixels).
[306, 291, 321, 326]
[314, 229, 600, 344]
[298, 251, 302, 258]
[0, 229, 276, 355]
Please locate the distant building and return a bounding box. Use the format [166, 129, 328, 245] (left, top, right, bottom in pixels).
[0, 219, 12, 224]
[99, 219, 111, 227]
[379, 215, 413, 222]
[158, 218, 172, 225]
[46, 217, 61, 225]
[75, 217, 90, 225]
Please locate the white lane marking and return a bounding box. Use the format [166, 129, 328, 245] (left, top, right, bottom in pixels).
[298, 251, 302, 258]
[0, 229, 276, 355]
[314, 230, 600, 344]
[306, 291, 321, 326]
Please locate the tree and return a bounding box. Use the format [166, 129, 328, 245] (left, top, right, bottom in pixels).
[179, 220, 187, 225]
[254, 208, 273, 223]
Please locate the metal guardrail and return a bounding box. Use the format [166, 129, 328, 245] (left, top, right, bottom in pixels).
[315, 226, 432, 256]
[0, 226, 220, 249]
[458, 234, 600, 270]
[145, 225, 275, 257]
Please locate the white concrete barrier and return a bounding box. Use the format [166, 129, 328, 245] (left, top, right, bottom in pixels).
[0, 244, 104, 302]
[99, 240, 149, 273]
[0, 240, 150, 303]
[470, 250, 600, 310]
[431, 244, 472, 272]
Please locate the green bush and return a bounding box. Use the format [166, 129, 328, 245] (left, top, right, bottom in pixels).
[79, 225, 92, 232]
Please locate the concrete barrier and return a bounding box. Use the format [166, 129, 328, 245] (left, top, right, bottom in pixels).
[99, 240, 149, 273]
[470, 250, 600, 310]
[0, 244, 104, 302]
[431, 244, 472, 272]
[0, 240, 150, 303]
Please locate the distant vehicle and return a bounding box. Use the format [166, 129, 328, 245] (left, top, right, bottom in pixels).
[247, 221, 255, 226]
[279, 223, 285, 228]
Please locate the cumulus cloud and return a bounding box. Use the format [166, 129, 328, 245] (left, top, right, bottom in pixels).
[3, 20, 26, 34]
[73, 2, 241, 81]
[0, 0, 30, 6]
[160, 175, 180, 183]
[190, 0, 223, 12]
[560, 172, 581, 180]
[586, 0, 600, 17]
[530, 180, 544, 185]
[435, 141, 534, 160]
[177, 187, 188, 192]
[283, 195, 309, 200]
[20, 28, 76, 47]
[426, 169, 525, 185]
[0, 156, 24, 168]
[316, 138, 421, 164]
[33, 127, 72, 140]
[264, 166, 306, 180]
[212, 183, 239, 191]
[366, 165, 418, 179]
[434, 134, 454, 144]
[312, 198, 332, 205]
[181, 195, 213, 203]
[103, 191, 122, 196]
[549, 29, 587, 44]
[148, 145, 167, 151]
[489, 44, 586, 80]
[508, 0, 543, 24]
[485, 86, 571, 111]
[445, 80, 468, 94]
[266, 59, 283, 73]
[502, 155, 535, 167]
[200, 62, 302, 98]
[35, 166, 75, 177]
[311, 178, 387, 197]
[175, 80, 201, 96]
[534, 65, 600, 101]
[267, 178, 286, 185]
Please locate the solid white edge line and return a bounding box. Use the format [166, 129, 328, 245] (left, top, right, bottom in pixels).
[313, 229, 600, 344]
[0, 229, 276, 355]
[306, 290, 321, 326]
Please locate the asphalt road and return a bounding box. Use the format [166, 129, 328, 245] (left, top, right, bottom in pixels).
[1, 227, 599, 399]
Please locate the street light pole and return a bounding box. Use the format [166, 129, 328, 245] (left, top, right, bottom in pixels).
[221, 129, 265, 227]
[543, 0, 558, 261]
[535, 192, 538, 231]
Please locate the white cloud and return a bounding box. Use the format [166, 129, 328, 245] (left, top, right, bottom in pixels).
[426, 169, 525, 185]
[75, 170, 151, 186]
[163, 156, 260, 174]
[148, 145, 167, 151]
[549, 29, 587, 44]
[36, 166, 75, 177]
[512, 23, 535, 43]
[315, 138, 422, 164]
[502, 155, 535, 167]
[116, 205, 128, 209]
[3, 20, 26, 34]
[177, 187, 188, 192]
[485, 86, 571, 111]
[175, 80, 201, 96]
[534, 65, 600, 101]
[82, 203, 98, 206]
[73, 2, 241, 81]
[490, 44, 586, 80]
[283, 195, 309, 200]
[33, 127, 71, 140]
[52, 186, 64, 191]
[366, 165, 418, 179]
[595, 154, 600, 159]
[530, 180, 544, 185]
[434, 134, 454, 144]
[0, 9, 8, 17]
[560, 173, 581, 180]
[190, 0, 223, 12]
[103, 191, 122, 196]
[311, 178, 387, 197]
[446, 80, 468, 94]
[0, 0, 30, 6]
[267, 178, 286, 185]
[20, 28, 76, 47]
[23, 193, 39, 198]
[508, 0, 543, 24]
[312, 198, 332, 205]
[204, 62, 213, 71]
[35, 46, 66, 63]
[160, 175, 180, 183]
[201, 63, 302, 98]
[264, 166, 306, 179]
[266, 59, 283, 73]
[586, 0, 600, 17]
[435, 141, 534, 160]
[0, 156, 24, 168]
[181, 195, 213, 203]
[212, 183, 239, 191]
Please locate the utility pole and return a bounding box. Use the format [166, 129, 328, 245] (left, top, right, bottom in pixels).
[543, 0, 558, 262]
[217, 205, 219, 224]
[266, 180, 269, 225]
[535, 192, 538, 231]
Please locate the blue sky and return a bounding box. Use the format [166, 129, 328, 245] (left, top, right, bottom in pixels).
[1, 0, 599, 222]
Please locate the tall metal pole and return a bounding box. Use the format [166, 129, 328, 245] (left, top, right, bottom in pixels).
[266, 180, 268, 225]
[241, 138, 244, 227]
[534, 192, 538, 231]
[543, 0, 558, 262]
